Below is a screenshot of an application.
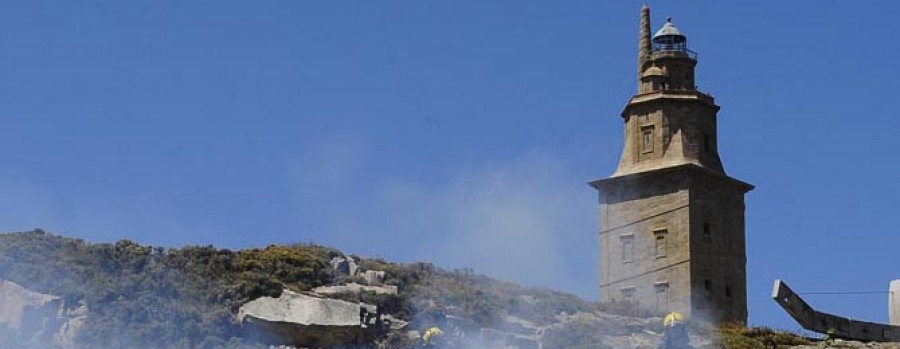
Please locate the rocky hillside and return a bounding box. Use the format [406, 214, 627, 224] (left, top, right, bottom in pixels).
[0, 230, 606, 348]
[0, 230, 893, 349]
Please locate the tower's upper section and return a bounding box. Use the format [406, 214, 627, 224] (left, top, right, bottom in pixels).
[613, 6, 724, 177]
[638, 15, 697, 94]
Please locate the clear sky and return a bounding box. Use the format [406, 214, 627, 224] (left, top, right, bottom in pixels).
[0, 1, 897, 331]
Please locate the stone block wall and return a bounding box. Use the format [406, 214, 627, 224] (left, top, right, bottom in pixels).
[594, 165, 751, 323]
[688, 173, 749, 323]
[597, 168, 693, 317]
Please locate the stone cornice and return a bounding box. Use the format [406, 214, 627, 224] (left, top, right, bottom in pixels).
[621, 90, 719, 117]
[589, 163, 754, 194]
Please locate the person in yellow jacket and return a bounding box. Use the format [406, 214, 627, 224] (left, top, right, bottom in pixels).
[659, 312, 691, 349]
[422, 327, 445, 347]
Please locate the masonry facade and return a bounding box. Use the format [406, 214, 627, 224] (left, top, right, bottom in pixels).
[590, 6, 754, 323]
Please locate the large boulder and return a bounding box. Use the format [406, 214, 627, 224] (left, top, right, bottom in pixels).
[0, 279, 85, 349]
[237, 290, 381, 347]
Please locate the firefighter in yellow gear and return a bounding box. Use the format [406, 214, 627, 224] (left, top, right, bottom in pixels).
[663, 312, 686, 327]
[422, 327, 445, 347]
[821, 328, 836, 347]
[659, 311, 691, 349]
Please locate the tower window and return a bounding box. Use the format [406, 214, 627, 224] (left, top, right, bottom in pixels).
[654, 229, 668, 258]
[703, 222, 711, 242]
[725, 226, 732, 248]
[655, 282, 669, 314]
[641, 126, 655, 153]
[704, 279, 713, 301]
[621, 235, 635, 263]
[703, 133, 711, 153]
[725, 278, 733, 304]
[621, 287, 636, 301]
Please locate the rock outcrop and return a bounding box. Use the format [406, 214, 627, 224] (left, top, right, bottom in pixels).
[237, 290, 401, 347]
[0, 279, 85, 349]
[363, 270, 386, 285]
[329, 256, 390, 286]
[313, 282, 398, 296]
[330, 256, 360, 279]
[237, 255, 406, 348]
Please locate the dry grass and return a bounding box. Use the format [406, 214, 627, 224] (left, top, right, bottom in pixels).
[717, 323, 812, 349]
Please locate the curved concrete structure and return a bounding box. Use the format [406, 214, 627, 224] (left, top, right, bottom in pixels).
[773, 279, 900, 342]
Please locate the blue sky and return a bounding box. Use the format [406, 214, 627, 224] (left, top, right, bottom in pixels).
[0, 1, 897, 330]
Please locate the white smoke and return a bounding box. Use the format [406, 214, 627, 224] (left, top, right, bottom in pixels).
[288, 134, 597, 297]
[378, 151, 595, 292]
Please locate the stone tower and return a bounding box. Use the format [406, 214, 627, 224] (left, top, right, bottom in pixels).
[589, 6, 754, 323]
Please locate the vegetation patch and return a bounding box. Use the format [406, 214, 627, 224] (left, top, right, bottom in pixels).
[717, 323, 812, 349]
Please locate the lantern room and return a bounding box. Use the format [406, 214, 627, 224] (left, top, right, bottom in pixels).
[653, 17, 689, 53]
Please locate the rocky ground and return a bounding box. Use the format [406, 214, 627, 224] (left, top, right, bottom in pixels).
[792, 341, 900, 349]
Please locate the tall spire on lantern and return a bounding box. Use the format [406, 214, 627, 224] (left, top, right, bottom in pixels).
[638, 4, 652, 77]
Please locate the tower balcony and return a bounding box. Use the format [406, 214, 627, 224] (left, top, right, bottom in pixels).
[652, 49, 697, 61]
